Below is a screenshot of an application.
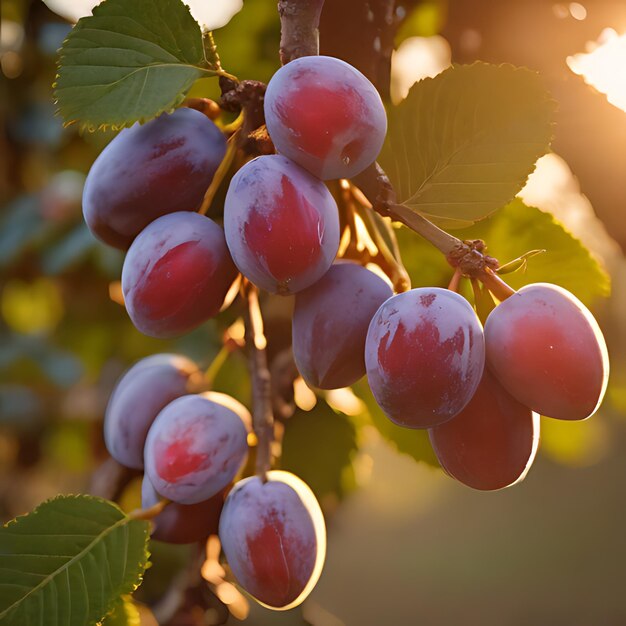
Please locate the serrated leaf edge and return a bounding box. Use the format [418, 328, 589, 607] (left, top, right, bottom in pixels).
[52, 0, 225, 132]
[0, 494, 150, 624]
[391, 61, 558, 227]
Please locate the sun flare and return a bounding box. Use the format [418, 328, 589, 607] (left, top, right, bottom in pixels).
[567, 28, 626, 113]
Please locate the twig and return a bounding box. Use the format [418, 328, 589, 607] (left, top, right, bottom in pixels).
[354, 162, 516, 300]
[129, 498, 170, 521]
[270, 347, 300, 421]
[243, 283, 274, 479]
[278, 0, 326, 64]
[219, 80, 269, 154]
[387, 203, 461, 257]
[198, 129, 240, 215]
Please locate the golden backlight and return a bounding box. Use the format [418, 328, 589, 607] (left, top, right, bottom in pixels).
[567, 28, 626, 113]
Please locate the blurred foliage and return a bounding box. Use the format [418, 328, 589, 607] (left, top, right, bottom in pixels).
[396, 1, 447, 42]
[352, 380, 439, 467]
[2, 277, 63, 333]
[281, 401, 359, 505]
[540, 415, 610, 467]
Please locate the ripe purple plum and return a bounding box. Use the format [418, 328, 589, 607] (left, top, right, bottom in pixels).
[264, 55, 387, 180]
[484, 283, 609, 420]
[219, 470, 326, 610]
[141, 475, 224, 544]
[365, 288, 485, 428]
[104, 354, 201, 470]
[293, 262, 392, 389]
[224, 155, 339, 294]
[429, 370, 540, 490]
[122, 211, 238, 338]
[144, 393, 248, 504]
[83, 107, 226, 249]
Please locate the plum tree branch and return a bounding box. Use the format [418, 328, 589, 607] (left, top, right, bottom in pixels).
[243, 283, 274, 479]
[278, 0, 325, 63]
[354, 162, 516, 300]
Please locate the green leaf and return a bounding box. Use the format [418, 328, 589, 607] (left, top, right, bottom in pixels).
[379, 63, 556, 228]
[460, 199, 611, 306]
[54, 0, 218, 130]
[352, 381, 439, 467]
[394, 199, 610, 307]
[0, 495, 150, 626]
[281, 402, 359, 503]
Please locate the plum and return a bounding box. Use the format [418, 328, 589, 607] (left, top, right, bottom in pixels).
[224, 155, 339, 294]
[264, 55, 387, 180]
[429, 370, 540, 490]
[104, 354, 201, 469]
[83, 107, 226, 248]
[484, 283, 609, 420]
[219, 470, 326, 610]
[365, 288, 485, 428]
[141, 475, 224, 544]
[144, 393, 248, 504]
[292, 262, 392, 388]
[122, 211, 238, 338]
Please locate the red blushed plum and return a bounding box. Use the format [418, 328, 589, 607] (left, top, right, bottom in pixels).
[144, 394, 248, 504]
[141, 475, 225, 544]
[365, 288, 485, 429]
[82, 107, 226, 249]
[429, 370, 540, 490]
[219, 470, 326, 610]
[224, 155, 340, 294]
[264, 56, 387, 180]
[122, 212, 238, 338]
[292, 262, 393, 389]
[104, 354, 201, 470]
[484, 283, 609, 420]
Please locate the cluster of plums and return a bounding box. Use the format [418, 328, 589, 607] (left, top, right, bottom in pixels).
[84, 53, 609, 609]
[104, 353, 326, 610]
[86, 55, 385, 609]
[367, 284, 609, 490]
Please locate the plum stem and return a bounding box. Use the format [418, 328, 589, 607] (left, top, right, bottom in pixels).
[349, 184, 411, 292]
[448, 268, 463, 293]
[182, 97, 221, 120]
[278, 0, 326, 64]
[479, 268, 517, 301]
[198, 129, 240, 216]
[386, 203, 515, 298]
[129, 498, 171, 521]
[204, 344, 231, 388]
[243, 282, 274, 480]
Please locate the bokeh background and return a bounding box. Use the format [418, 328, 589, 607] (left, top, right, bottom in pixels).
[2, 0, 626, 624]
